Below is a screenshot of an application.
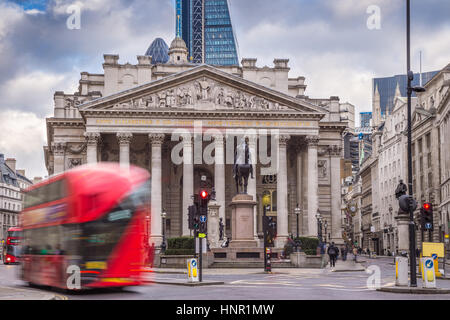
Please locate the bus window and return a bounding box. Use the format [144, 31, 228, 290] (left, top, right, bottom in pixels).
[24, 179, 67, 209]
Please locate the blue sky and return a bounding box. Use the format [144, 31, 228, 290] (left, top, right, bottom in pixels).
[0, 0, 449, 178]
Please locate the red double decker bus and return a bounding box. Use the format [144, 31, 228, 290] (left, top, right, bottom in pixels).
[19, 163, 152, 290]
[3, 227, 22, 264]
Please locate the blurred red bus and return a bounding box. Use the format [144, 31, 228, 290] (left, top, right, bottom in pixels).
[3, 227, 22, 264]
[19, 163, 152, 290]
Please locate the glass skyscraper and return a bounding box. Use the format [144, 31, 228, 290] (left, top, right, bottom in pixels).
[176, 0, 239, 66]
[360, 112, 372, 128]
[372, 71, 438, 116]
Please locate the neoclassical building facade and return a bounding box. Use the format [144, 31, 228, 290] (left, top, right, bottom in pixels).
[44, 37, 347, 249]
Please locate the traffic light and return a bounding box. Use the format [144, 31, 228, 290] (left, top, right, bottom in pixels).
[420, 202, 433, 231]
[188, 205, 198, 230]
[198, 189, 209, 235]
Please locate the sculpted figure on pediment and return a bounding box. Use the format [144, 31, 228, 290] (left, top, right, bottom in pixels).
[166, 89, 176, 108]
[158, 91, 167, 108]
[261, 98, 270, 110]
[132, 98, 147, 109]
[144, 95, 156, 108]
[225, 92, 234, 108]
[195, 78, 211, 101]
[177, 87, 193, 107]
[214, 87, 226, 106]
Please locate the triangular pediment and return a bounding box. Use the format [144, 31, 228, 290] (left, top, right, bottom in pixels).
[79, 64, 325, 116]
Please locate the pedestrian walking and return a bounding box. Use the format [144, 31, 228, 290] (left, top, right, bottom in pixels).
[367, 248, 371, 258]
[353, 246, 358, 262]
[341, 246, 347, 261]
[327, 242, 338, 268]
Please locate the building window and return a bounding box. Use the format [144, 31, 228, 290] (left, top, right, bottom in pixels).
[426, 133, 431, 151]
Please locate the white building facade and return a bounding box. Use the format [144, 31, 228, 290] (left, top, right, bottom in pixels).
[44, 37, 349, 251]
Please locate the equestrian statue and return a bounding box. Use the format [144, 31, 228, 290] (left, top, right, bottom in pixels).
[233, 138, 254, 194]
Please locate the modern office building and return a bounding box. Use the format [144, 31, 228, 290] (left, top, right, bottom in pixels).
[372, 71, 438, 117]
[145, 38, 170, 64]
[360, 112, 372, 128]
[176, 0, 239, 66]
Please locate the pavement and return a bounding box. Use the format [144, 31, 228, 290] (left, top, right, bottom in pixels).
[143, 258, 367, 286]
[0, 285, 63, 300]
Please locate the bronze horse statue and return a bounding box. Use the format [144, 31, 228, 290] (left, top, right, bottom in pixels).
[233, 139, 254, 194]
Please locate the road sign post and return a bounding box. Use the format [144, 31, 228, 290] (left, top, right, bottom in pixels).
[421, 257, 436, 288]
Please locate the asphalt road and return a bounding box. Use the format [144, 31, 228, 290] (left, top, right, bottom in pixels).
[1, 257, 450, 300]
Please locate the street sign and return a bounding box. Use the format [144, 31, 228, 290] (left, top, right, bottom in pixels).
[187, 258, 199, 283]
[421, 257, 437, 288]
[198, 233, 206, 238]
[422, 242, 445, 257]
[200, 215, 206, 223]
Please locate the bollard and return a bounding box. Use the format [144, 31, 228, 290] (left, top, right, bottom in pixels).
[187, 258, 199, 283]
[395, 256, 408, 286]
[421, 257, 436, 288]
[265, 248, 272, 273]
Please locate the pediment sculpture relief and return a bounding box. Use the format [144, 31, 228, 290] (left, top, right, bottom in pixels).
[110, 78, 291, 112]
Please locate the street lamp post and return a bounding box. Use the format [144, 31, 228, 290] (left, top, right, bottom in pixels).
[316, 211, 323, 248]
[161, 209, 167, 254]
[406, 0, 426, 287]
[324, 220, 328, 244]
[263, 204, 271, 272]
[294, 204, 301, 239]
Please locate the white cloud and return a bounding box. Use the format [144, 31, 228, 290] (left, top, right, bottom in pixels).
[0, 110, 47, 179]
[0, 71, 79, 116]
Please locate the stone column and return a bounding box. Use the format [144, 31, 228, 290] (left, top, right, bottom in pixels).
[306, 136, 319, 237]
[296, 144, 303, 237]
[182, 136, 194, 236]
[330, 145, 343, 244]
[117, 132, 133, 169]
[52, 142, 66, 174]
[85, 132, 101, 164]
[213, 134, 226, 224]
[207, 200, 221, 248]
[247, 135, 258, 241]
[276, 134, 290, 248]
[149, 133, 165, 247]
[395, 212, 410, 254]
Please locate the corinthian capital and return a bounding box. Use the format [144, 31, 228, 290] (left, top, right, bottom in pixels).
[306, 135, 320, 147]
[149, 133, 165, 145]
[278, 134, 291, 147]
[329, 144, 343, 157]
[84, 132, 101, 145]
[117, 132, 133, 145]
[51, 142, 66, 156]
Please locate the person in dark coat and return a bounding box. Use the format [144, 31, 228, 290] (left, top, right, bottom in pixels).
[327, 242, 339, 268]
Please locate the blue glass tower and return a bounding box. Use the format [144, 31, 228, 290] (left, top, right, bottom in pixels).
[372, 71, 438, 116]
[176, 0, 239, 66]
[145, 38, 169, 64]
[360, 112, 372, 128]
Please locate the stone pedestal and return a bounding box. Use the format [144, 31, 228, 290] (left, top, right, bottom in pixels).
[229, 194, 258, 248]
[207, 201, 221, 248]
[395, 211, 410, 254]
